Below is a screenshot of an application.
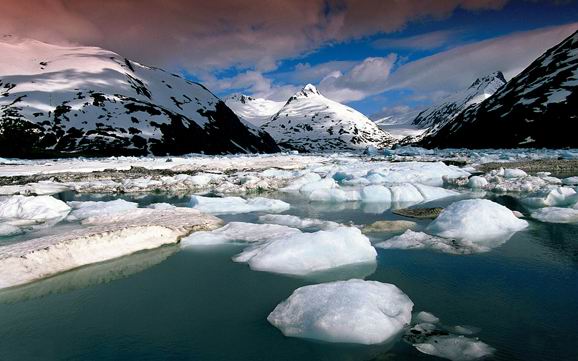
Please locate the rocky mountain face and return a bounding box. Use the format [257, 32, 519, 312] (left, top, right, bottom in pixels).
[224, 94, 285, 127]
[0, 37, 279, 158]
[262, 84, 395, 152]
[420, 30, 578, 148]
[412, 71, 507, 129]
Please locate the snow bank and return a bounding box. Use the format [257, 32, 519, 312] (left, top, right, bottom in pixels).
[0, 209, 222, 289]
[426, 199, 528, 242]
[258, 214, 340, 230]
[189, 195, 290, 214]
[268, 279, 413, 345]
[531, 207, 578, 223]
[67, 199, 138, 222]
[233, 227, 377, 276]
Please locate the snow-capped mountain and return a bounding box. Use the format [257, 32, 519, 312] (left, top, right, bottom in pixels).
[262, 84, 395, 152]
[0, 36, 279, 157]
[224, 94, 285, 127]
[371, 108, 426, 139]
[421, 30, 578, 148]
[412, 71, 507, 129]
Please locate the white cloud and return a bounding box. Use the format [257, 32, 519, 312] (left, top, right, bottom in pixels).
[384, 22, 578, 96]
[373, 30, 462, 50]
[318, 55, 397, 102]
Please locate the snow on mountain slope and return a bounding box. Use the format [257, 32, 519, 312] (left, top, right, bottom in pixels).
[225, 94, 285, 127]
[371, 108, 426, 139]
[421, 30, 578, 148]
[0, 37, 279, 157]
[262, 85, 395, 152]
[412, 71, 507, 129]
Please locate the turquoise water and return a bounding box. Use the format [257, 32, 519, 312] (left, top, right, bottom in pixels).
[0, 192, 577, 361]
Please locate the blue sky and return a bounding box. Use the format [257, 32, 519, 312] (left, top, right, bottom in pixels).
[192, 0, 578, 117]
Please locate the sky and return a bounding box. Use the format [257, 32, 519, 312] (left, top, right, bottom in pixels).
[1, 0, 577, 116]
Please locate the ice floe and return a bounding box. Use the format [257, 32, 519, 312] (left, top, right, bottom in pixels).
[257, 214, 340, 230]
[531, 207, 578, 223]
[426, 199, 528, 242]
[0, 209, 222, 289]
[404, 313, 495, 361]
[233, 226, 376, 276]
[521, 186, 578, 208]
[189, 195, 290, 215]
[67, 199, 139, 222]
[181, 222, 300, 246]
[268, 279, 413, 344]
[0, 195, 71, 235]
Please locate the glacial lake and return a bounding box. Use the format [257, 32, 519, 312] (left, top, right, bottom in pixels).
[0, 191, 577, 361]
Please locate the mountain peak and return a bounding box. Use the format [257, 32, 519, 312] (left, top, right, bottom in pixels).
[296, 83, 321, 97]
[469, 71, 507, 89]
[226, 93, 255, 104]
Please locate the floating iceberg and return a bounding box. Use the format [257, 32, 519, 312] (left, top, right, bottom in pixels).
[426, 199, 528, 242]
[405, 314, 495, 361]
[181, 222, 300, 246]
[189, 195, 290, 214]
[521, 186, 578, 208]
[0, 195, 71, 234]
[375, 230, 475, 254]
[258, 214, 340, 230]
[0, 209, 221, 289]
[531, 207, 578, 223]
[233, 227, 377, 276]
[67, 199, 138, 222]
[268, 279, 413, 344]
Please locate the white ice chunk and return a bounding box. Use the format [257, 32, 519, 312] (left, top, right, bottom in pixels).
[416, 311, 440, 324]
[268, 279, 413, 345]
[258, 214, 340, 230]
[467, 176, 488, 189]
[521, 186, 578, 208]
[426, 199, 528, 242]
[390, 184, 424, 204]
[414, 335, 495, 361]
[360, 185, 392, 203]
[233, 227, 377, 276]
[562, 176, 578, 185]
[181, 222, 300, 246]
[531, 207, 578, 223]
[280, 173, 322, 192]
[503, 168, 528, 178]
[0, 223, 23, 237]
[189, 195, 290, 214]
[67, 199, 138, 221]
[308, 188, 360, 202]
[413, 184, 459, 201]
[0, 195, 71, 226]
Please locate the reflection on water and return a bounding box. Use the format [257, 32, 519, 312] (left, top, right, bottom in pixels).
[0, 245, 178, 304]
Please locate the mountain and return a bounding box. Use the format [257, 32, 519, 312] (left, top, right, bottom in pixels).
[262, 84, 395, 152]
[412, 71, 507, 129]
[421, 30, 578, 148]
[224, 94, 284, 127]
[0, 37, 279, 157]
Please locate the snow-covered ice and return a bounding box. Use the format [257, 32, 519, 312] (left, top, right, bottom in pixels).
[426, 199, 528, 242]
[257, 214, 340, 230]
[181, 222, 300, 246]
[67, 199, 138, 222]
[0, 195, 71, 234]
[267, 279, 413, 344]
[233, 226, 377, 276]
[0, 209, 222, 289]
[531, 207, 578, 223]
[189, 195, 290, 215]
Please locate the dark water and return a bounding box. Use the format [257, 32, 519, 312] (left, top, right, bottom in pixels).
[0, 193, 577, 361]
